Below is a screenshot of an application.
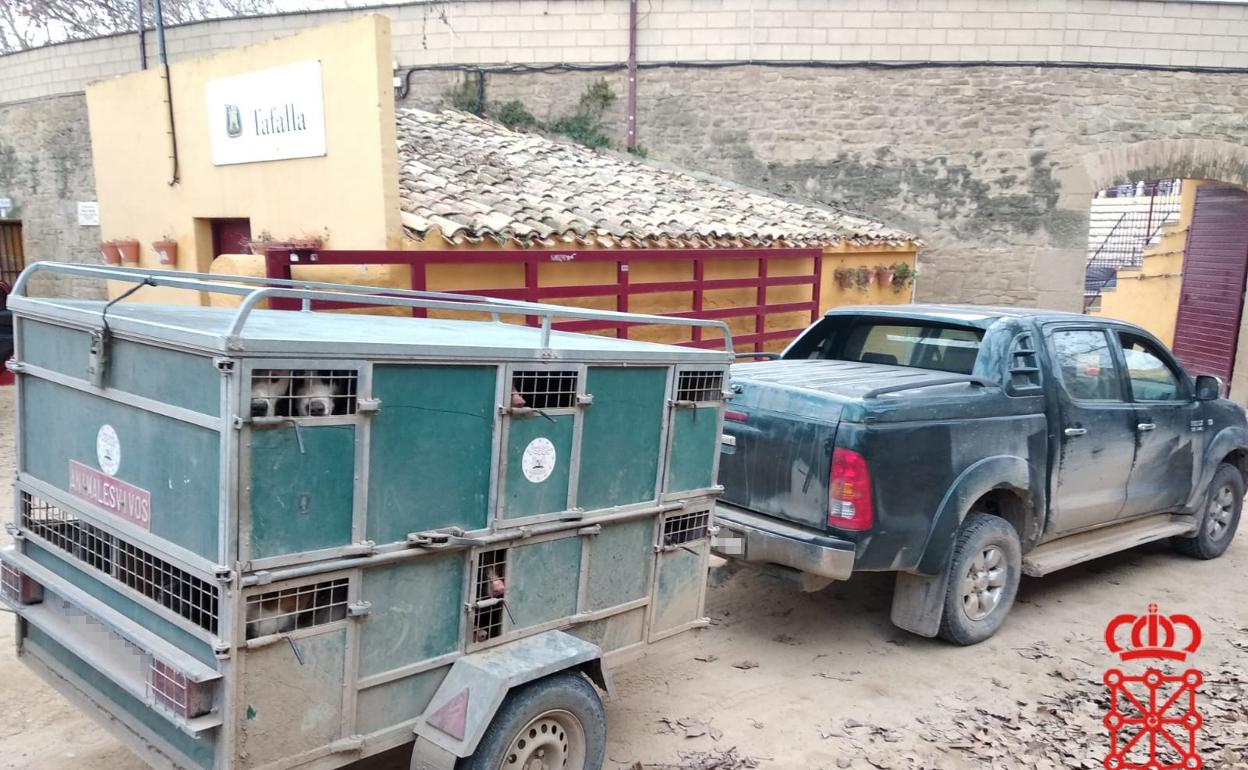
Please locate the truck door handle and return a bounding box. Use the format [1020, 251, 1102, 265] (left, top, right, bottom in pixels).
[1064, 427, 1087, 437]
[1137, 422, 1156, 432]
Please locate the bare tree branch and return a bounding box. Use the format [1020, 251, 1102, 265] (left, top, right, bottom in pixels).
[0, 0, 282, 54]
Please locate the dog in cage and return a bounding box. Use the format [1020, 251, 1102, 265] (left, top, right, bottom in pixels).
[244, 581, 347, 639]
[250, 370, 292, 418]
[293, 370, 354, 417]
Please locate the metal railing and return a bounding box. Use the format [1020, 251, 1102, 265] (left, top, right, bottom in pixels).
[1082, 209, 1175, 312]
[11, 262, 736, 354]
[261, 247, 825, 354]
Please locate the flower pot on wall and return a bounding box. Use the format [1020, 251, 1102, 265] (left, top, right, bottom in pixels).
[153, 239, 177, 265]
[116, 239, 140, 265]
[875, 266, 895, 286]
[99, 242, 121, 265]
[834, 268, 854, 289]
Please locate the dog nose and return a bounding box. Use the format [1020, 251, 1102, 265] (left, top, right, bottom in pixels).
[251, 400, 268, 417]
[310, 401, 327, 416]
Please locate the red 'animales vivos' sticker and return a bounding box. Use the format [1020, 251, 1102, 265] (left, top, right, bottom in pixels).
[68, 460, 152, 530]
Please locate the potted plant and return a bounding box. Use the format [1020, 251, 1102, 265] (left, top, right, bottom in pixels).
[890, 261, 916, 293]
[99, 241, 122, 265]
[152, 236, 177, 265]
[834, 267, 854, 289]
[875, 264, 895, 286]
[852, 266, 873, 292]
[115, 238, 140, 265]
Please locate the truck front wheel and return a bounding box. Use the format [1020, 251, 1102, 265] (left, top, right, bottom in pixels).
[1173, 462, 1243, 560]
[461, 671, 605, 770]
[938, 513, 1022, 645]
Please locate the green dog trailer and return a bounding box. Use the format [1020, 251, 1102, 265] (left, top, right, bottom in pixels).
[0, 263, 732, 770]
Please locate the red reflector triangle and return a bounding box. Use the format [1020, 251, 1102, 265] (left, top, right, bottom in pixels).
[427, 688, 470, 741]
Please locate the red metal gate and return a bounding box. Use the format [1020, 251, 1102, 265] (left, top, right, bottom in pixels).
[263, 248, 823, 353]
[1172, 185, 1248, 386]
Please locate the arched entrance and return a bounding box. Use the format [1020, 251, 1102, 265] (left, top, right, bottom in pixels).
[1078, 141, 1248, 402]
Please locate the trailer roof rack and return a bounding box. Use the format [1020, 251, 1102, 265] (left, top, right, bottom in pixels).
[12, 262, 735, 358]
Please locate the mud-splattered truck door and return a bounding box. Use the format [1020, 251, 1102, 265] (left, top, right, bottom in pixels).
[0, 263, 730, 770]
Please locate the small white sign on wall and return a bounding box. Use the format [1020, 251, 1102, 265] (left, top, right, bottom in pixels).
[77, 201, 100, 226]
[206, 60, 327, 166]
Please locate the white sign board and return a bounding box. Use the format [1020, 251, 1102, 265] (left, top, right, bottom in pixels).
[0, 197, 11, 218]
[77, 201, 100, 226]
[206, 60, 327, 166]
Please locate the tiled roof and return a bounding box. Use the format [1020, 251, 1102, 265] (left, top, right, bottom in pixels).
[395, 108, 917, 249]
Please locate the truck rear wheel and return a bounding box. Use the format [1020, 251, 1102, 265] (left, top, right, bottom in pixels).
[1174, 462, 1243, 560]
[937, 513, 1022, 646]
[461, 671, 605, 770]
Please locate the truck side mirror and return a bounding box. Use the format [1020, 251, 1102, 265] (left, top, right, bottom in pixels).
[1194, 374, 1223, 401]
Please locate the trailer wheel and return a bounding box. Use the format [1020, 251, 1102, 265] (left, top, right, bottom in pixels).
[461, 671, 605, 770]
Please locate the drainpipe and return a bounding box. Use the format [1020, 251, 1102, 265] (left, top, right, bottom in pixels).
[626, 0, 637, 152]
[136, 0, 147, 70]
[155, 0, 180, 185]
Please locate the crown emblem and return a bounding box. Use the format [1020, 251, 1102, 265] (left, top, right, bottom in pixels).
[1104, 603, 1201, 662]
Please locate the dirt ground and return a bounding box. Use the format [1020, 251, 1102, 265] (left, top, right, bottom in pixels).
[0, 384, 1245, 770]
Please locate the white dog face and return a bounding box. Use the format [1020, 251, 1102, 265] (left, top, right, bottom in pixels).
[250, 371, 291, 418]
[294, 371, 345, 417]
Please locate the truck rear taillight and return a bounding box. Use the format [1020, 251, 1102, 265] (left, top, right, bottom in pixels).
[828, 447, 873, 531]
[0, 562, 43, 606]
[724, 410, 749, 423]
[149, 658, 214, 719]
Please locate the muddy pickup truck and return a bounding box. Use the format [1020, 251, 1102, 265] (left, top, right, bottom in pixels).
[713, 305, 1248, 645]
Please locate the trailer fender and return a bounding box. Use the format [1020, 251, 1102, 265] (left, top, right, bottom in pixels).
[412, 630, 606, 762]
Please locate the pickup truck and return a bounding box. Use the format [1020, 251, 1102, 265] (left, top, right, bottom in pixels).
[713, 305, 1247, 645]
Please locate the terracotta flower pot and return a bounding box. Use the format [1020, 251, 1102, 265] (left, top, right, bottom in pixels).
[834, 269, 854, 289]
[99, 242, 122, 265]
[116, 239, 140, 265]
[153, 239, 178, 265]
[875, 266, 895, 285]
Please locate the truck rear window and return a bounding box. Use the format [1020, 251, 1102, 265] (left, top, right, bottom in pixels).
[789, 320, 984, 375]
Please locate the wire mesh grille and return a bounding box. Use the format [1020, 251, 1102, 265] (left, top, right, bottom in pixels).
[249, 369, 358, 419]
[662, 510, 710, 547]
[0, 561, 21, 605]
[149, 659, 189, 716]
[20, 494, 219, 633]
[244, 578, 349, 639]
[511, 370, 578, 410]
[676, 370, 725, 402]
[472, 549, 507, 643]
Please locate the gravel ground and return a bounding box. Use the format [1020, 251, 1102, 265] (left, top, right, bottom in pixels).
[0, 385, 1244, 769]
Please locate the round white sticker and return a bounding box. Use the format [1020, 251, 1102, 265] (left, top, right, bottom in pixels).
[97, 424, 121, 476]
[521, 437, 557, 484]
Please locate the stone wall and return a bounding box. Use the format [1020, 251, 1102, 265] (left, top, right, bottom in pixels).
[0, 95, 104, 298]
[5, 0, 1248, 105]
[400, 64, 1248, 309]
[5, 0, 1248, 307]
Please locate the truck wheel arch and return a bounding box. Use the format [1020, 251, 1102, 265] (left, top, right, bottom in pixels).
[1190, 426, 1248, 510]
[914, 455, 1039, 577]
[890, 456, 1037, 639]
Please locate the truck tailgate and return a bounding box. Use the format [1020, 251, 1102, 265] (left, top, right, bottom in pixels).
[719, 366, 845, 529]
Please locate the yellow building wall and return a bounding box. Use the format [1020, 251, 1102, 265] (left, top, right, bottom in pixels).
[1092, 180, 1208, 347]
[86, 15, 400, 305]
[209, 238, 919, 351]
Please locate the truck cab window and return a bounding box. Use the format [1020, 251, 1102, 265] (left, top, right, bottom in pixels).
[1051, 329, 1123, 401]
[790, 320, 984, 374]
[1118, 333, 1183, 401]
